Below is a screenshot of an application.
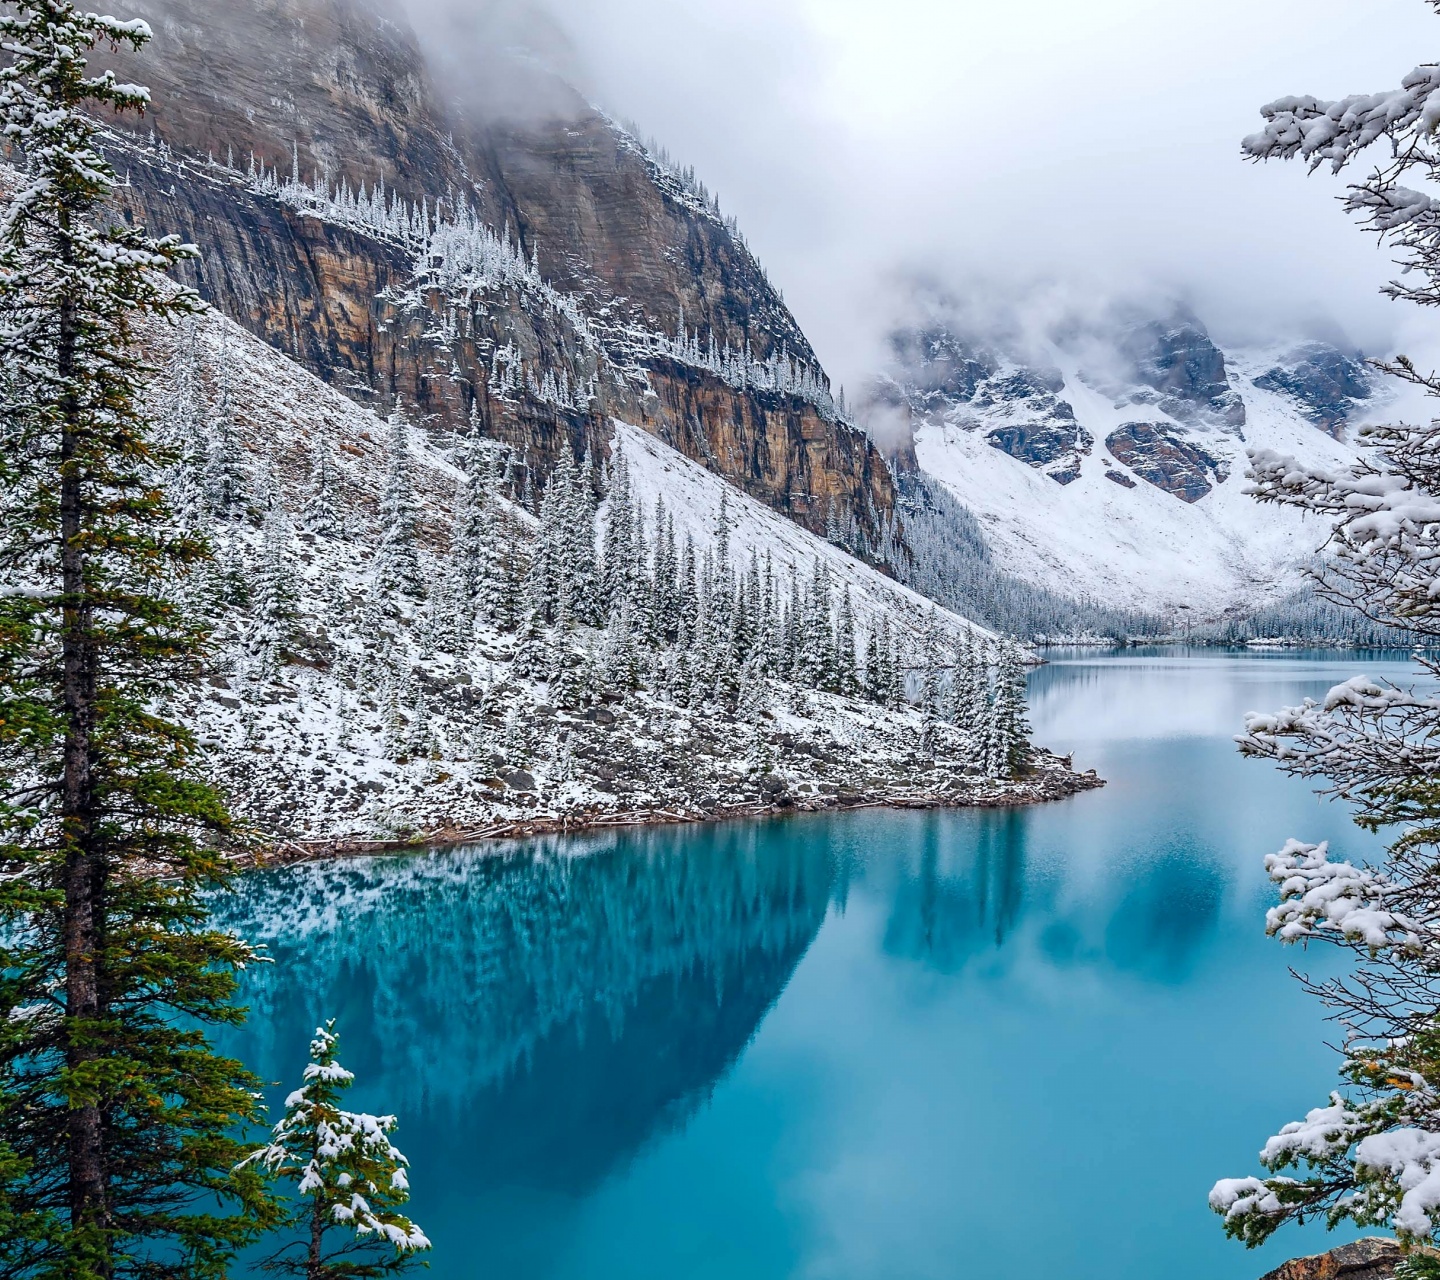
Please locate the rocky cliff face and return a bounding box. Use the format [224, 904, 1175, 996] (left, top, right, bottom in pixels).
[1112, 317, 1248, 430]
[1254, 343, 1373, 440]
[100, 0, 895, 540]
[1104, 421, 1229, 503]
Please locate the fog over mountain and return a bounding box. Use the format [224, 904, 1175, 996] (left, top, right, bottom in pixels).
[402, 0, 1440, 391]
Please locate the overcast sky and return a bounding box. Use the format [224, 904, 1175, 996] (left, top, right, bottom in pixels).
[422, 0, 1440, 383]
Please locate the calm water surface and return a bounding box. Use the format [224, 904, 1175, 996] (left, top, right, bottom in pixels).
[218, 649, 1412, 1280]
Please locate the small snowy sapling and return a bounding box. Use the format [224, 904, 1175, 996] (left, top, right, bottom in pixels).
[246, 1022, 430, 1279]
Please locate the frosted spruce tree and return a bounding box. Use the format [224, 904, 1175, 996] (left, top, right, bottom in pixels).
[1209, 3, 1440, 1262]
[250, 478, 302, 684]
[204, 327, 247, 518]
[246, 1023, 430, 1279]
[0, 3, 275, 1274]
[374, 402, 425, 600]
[304, 446, 345, 540]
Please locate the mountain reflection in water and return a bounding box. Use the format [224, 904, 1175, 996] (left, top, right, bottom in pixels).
[216, 651, 1412, 1280]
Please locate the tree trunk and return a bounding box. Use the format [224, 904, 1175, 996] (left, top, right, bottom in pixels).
[307, 1192, 325, 1279]
[56, 203, 108, 1266]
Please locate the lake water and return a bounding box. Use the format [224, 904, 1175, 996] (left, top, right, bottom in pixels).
[217, 648, 1410, 1280]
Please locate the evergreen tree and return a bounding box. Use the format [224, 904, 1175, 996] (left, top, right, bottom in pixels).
[374, 402, 425, 600]
[835, 588, 859, 696]
[447, 464, 485, 634]
[862, 627, 884, 704]
[245, 1022, 430, 1279]
[203, 326, 247, 518]
[0, 6, 275, 1273]
[993, 639, 1033, 775]
[601, 449, 635, 612]
[918, 610, 941, 718]
[304, 447, 345, 540]
[492, 538, 525, 633]
[250, 477, 302, 683]
[526, 451, 572, 623]
[601, 600, 642, 691]
[1207, 16, 1440, 1251]
[945, 630, 985, 735]
[570, 454, 601, 625]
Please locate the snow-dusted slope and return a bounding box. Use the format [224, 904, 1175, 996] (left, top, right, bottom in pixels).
[881, 320, 1381, 619]
[130, 305, 1088, 847]
[614, 421, 990, 647]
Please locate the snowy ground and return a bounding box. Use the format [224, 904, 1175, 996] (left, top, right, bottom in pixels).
[614, 421, 990, 649]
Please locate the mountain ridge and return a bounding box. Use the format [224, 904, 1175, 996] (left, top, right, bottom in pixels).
[99, 0, 898, 544]
[866, 309, 1385, 620]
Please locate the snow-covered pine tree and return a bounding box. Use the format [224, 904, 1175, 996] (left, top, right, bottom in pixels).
[780, 566, 803, 683]
[204, 326, 248, 518]
[648, 497, 678, 640]
[1198, 22, 1440, 1255]
[511, 609, 550, 680]
[303, 446, 345, 539]
[374, 402, 426, 600]
[863, 626, 885, 704]
[918, 610, 941, 718]
[601, 599, 642, 691]
[715, 489, 734, 600]
[991, 639, 1033, 777]
[0, 4, 274, 1270]
[447, 455, 486, 635]
[807, 559, 837, 692]
[946, 630, 984, 735]
[249, 475, 302, 683]
[492, 537, 525, 633]
[678, 534, 700, 637]
[245, 1022, 430, 1279]
[602, 449, 635, 612]
[564, 452, 600, 625]
[526, 449, 571, 623]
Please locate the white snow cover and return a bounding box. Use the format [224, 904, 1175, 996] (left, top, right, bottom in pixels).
[131, 306, 1063, 843]
[1262, 839, 1421, 950]
[912, 347, 1370, 618]
[613, 420, 990, 647]
[1355, 1129, 1440, 1237]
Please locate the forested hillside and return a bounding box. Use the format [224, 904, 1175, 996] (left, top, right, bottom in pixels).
[148, 303, 1094, 846]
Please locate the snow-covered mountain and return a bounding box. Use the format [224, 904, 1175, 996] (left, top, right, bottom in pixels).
[869, 314, 1386, 620]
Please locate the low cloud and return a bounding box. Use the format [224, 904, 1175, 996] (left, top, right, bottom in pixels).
[401, 0, 1440, 382]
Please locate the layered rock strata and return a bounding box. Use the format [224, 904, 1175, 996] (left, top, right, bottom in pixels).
[101, 0, 895, 539]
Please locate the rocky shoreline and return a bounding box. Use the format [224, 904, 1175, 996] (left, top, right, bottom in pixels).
[237, 749, 1104, 868]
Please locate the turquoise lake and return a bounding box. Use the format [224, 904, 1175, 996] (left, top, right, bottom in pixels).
[216, 648, 1409, 1279]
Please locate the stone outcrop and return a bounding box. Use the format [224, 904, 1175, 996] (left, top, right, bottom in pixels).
[986, 422, 1093, 485]
[1260, 1237, 1402, 1280]
[1115, 316, 1248, 431]
[1254, 343, 1374, 439]
[99, 0, 896, 540]
[887, 326, 999, 406]
[1104, 421, 1228, 502]
[873, 328, 1091, 484]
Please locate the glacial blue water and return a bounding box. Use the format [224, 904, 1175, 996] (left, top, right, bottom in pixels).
[216, 649, 1412, 1280]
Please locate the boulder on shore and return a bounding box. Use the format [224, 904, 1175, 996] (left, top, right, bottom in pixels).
[1260, 1238, 1401, 1280]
